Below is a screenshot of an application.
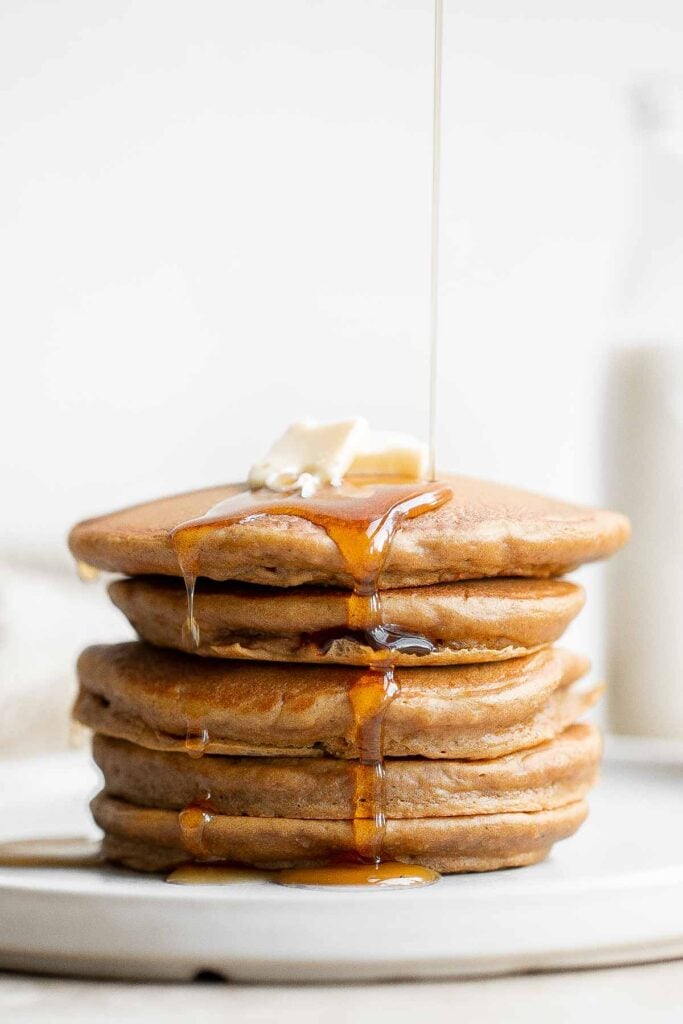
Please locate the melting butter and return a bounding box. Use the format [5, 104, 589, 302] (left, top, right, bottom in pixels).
[248, 418, 427, 495]
[350, 430, 427, 479]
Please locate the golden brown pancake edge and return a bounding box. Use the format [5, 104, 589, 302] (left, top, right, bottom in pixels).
[92, 793, 589, 873]
[107, 576, 585, 666]
[74, 641, 598, 760]
[92, 723, 601, 819]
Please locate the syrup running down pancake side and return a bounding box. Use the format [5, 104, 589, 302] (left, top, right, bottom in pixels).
[169, 477, 452, 887]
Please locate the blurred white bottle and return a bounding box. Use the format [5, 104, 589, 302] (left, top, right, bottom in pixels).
[606, 76, 683, 738]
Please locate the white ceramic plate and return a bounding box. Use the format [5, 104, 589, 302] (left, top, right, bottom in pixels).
[1, 737, 682, 982]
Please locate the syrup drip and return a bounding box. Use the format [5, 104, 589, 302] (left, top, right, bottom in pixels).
[0, 836, 102, 868]
[178, 806, 214, 861]
[170, 478, 452, 876]
[307, 624, 436, 657]
[184, 727, 210, 759]
[349, 666, 399, 863]
[180, 682, 213, 759]
[170, 478, 451, 650]
[181, 573, 200, 646]
[76, 561, 100, 583]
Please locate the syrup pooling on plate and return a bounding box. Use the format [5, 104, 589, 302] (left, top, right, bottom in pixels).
[169, 477, 452, 878]
[167, 863, 275, 885]
[166, 861, 439, 888]
[275, 862, 440, 889]
[0, 836, 103, 868]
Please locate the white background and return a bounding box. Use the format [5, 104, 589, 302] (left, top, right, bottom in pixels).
[1, 0, 682, 750]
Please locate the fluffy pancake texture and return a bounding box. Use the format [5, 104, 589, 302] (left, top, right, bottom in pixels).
[68, 475, 630, 588]
[108, 576, 584, 666]
[75, 642, 598, 760]
[69, 474, 625, 876]
[93, 723, 600, 819]
[92, 792, 589, 873]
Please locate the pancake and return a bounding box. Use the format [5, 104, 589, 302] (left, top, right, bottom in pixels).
[108, 576, 584, 666]
[68, 475, 630, 588]
[75, 642, 598, 760]
[92, 792, 588, 873]
[93, 723, 601, 819]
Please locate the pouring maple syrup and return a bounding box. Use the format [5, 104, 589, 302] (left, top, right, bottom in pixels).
[168, 0, 447, 888]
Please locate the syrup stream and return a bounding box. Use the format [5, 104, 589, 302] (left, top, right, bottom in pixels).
[428, 0, 444, 482]
[181, 574, 200, 647]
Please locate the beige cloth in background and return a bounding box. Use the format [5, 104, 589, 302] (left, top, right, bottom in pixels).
[0, 558, 125, 758]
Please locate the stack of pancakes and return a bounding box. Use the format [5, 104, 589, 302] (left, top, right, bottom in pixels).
[69, 475, 629, 874]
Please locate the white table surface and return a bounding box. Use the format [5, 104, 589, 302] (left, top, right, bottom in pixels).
[2, 960, 682, 1023]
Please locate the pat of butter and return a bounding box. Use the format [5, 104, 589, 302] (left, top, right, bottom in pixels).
[350, 430, 427, 479]
[248, 418, 428, 495]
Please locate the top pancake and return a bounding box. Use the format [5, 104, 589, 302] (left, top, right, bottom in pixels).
[69, 475, 630, 588]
